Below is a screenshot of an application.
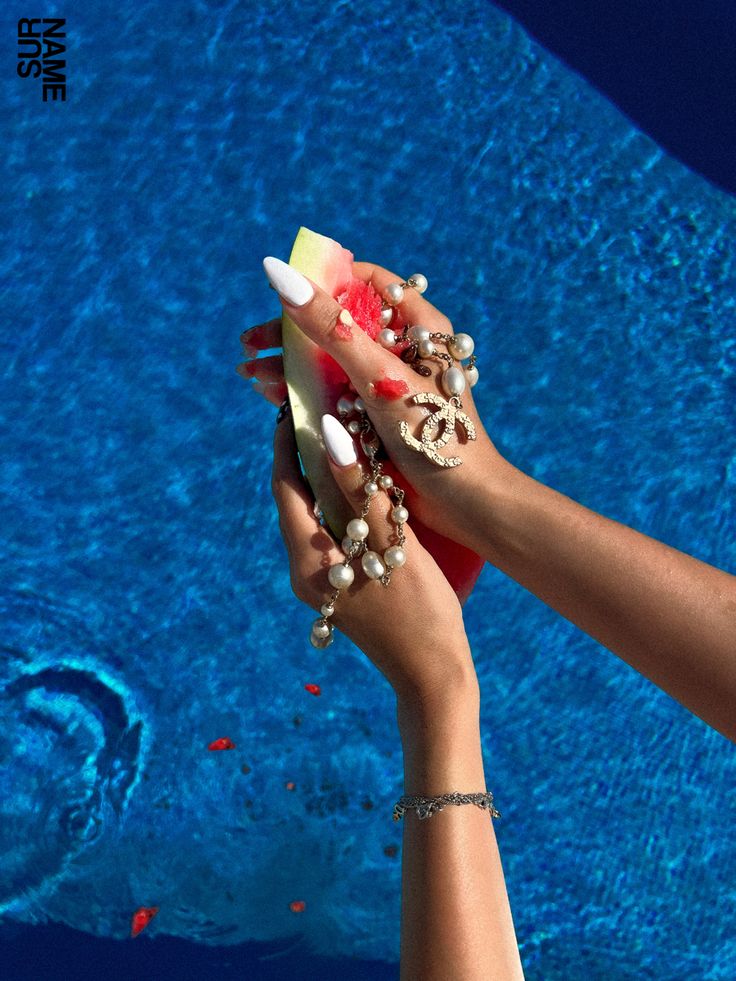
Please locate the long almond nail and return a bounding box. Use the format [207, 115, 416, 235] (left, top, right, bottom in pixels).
[263, 257, 314, 307]
[321, 414, 358, 467]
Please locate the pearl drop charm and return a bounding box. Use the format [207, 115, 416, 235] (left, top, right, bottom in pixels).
[361, 550, 386, 580]
[441, 365, 466, 397]
[408, 324, 431, 343]
[417, 338, 436, 358]
[364, 480, 379, 496]
[347, 420, 360, 434]
[379, 307, 394, 326]
[378, 328, 397, 348]
[328, 563, 355, 590]
[448, 333, 475, 360]
[336, 395, 354, 416]
[342, 535, 355, 555]
[378, 474, 393, 490]
[353, 397, 366, 412]
[312, 619, 331, 639]
[385, 283, 405, 306]
[409, 273, 428, 294]
[321, 603, 335, 617]
[391, 505, 409, 524]
[346, 517, 369, 540]
[465, 365, 479, 387]
[310, 631, 333, 649]
[383, 546, 407, 568]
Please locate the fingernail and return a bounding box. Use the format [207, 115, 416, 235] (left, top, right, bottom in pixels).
[263, 256, 314, 307]
[321, 413, 358, 467]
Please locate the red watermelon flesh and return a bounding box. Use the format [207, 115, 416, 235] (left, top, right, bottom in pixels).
[281, 226, 484, 605]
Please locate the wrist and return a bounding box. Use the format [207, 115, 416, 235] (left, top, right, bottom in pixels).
[456, 453, 531, 566]
[396, 665, 480, 737]
[396, 676, 484, 796]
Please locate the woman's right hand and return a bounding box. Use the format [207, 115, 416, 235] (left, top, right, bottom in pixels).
[241, 259, 513, 556]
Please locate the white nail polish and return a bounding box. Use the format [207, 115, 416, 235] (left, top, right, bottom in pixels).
[321, 414, 358, 467]
[263, 256, 314, 307]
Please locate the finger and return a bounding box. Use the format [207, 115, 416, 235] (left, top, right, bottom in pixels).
[240, 318, 282, 356]
[320, 414, 408, 559]
[251, 379, 288, 406]
[271, 411, 339, 555]
[236, 354, 284, 384]
[262, 257, 412, 388]
[352, 261, 454, 336]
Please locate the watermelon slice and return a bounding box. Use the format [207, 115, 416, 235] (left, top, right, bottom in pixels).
[281, 226, 484, 605]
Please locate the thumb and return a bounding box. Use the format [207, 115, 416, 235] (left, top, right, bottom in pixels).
[263, 255, 417, 400]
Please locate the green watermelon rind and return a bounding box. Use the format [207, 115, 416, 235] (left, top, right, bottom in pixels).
[281, 227, 355, 541]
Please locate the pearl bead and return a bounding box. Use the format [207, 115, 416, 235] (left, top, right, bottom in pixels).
[336, 395, 354, 416]
[465, 365, 479, 387]
[346, 517, 369, 540]
[441, 365, 466, 397]
[347, 420, 361, 434]
[353, 397, 366, 413]
[391, 505, 409, 524]
[384, 283, 405, 306]
[310, 631, 333, 649]
[320, 603, 335, 617]
[312, 619, 331, 639]
[448, 333, 474, 360]
[342, 535, 356, 555]
[361, 550, 386, 580]
[328, 563, 354, 589]
[409, 273, 428, 294]
[378, 328, 396, 348]
[417, 338, 435, 358]
[408, 324, 431, 343]
[378, 474, 393, 490]
[379, 307, 394, 326]
[383, 546, 407, 568]
[364, 480, 379, 496]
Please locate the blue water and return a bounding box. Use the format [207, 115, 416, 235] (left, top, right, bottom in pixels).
[2, 1, 735, 979]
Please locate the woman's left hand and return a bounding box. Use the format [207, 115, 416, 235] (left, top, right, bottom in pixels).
[270, 410, 479, 706]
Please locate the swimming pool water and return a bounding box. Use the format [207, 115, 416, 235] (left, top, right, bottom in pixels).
[2, 1, 735, 978]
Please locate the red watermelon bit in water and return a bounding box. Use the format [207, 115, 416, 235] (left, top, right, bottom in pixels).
[131, 905, 159, 938]
[304, 683, 321, 696]
[289, 900, 306, 913]
[208, 737, 236, 751]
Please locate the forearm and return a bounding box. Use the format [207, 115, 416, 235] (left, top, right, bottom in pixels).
[466, 458, 736, 740]
[396, 676, 524, 981]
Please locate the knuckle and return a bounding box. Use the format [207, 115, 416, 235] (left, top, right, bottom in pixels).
[323, 302, 344, 342]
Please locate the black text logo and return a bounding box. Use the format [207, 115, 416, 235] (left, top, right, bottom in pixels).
[17, 18, 67, 102]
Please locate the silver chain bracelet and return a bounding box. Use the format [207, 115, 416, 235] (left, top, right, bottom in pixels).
[393, 791, 501, 822]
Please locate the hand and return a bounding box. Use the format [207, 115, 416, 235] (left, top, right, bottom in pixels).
[270, 408, 479, 705]
[240, 261, 512, 556]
